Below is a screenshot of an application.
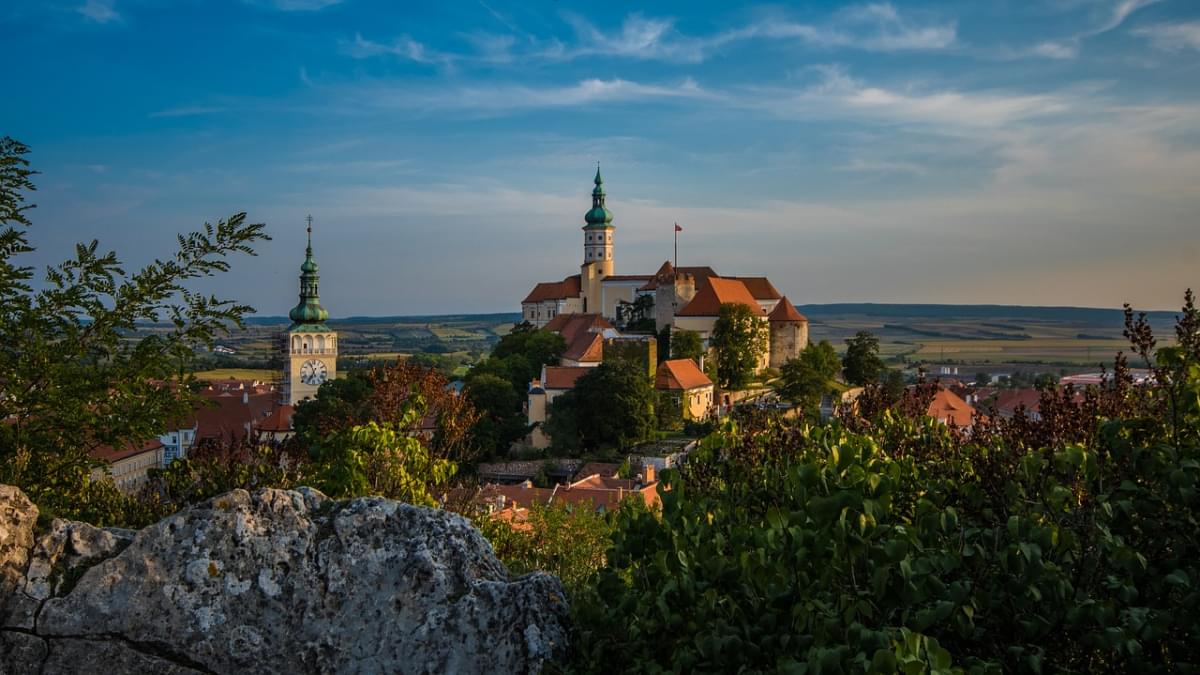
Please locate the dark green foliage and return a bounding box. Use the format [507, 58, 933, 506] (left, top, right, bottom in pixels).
[570, 300, 1200, 672]
[777, 340, 840, 412]
[465, 373, 529, 453]
[670, 328, 704, 364]
[0, 138, 268, 523]
[291, 373, 375, 443]
[843, 330, 885, 386]
[547, 360, 655, 451]
[474, 502, 617, 597]
[711, 303, 768, 390]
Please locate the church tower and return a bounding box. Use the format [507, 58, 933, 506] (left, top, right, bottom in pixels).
[581, 166, 614, 313]
[284, 216, 337, 406]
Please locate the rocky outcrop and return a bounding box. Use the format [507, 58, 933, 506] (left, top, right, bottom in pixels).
[0, 485, 570, 674]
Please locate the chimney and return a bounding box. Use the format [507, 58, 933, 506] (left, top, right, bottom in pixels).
[644, 463, 656, 484]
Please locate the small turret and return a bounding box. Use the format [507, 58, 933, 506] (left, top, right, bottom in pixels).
[289, 215, 330, 328]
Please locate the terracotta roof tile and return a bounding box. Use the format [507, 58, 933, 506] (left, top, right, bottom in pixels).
[90, 438, 164, 464]
[542, 366, 591, 390]
[927, 388, 977, 427]
[768, 296, 808, 322]
[676, 277, 766, 317]
[521, 275, 581, 304]
[563, 332, 604, 363]
[655, 359, 713, 391]
[726, 276, 782, 300]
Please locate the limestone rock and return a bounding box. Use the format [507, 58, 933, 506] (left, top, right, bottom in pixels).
[0, 484, 569, 674]
[0, 485, 38, 628]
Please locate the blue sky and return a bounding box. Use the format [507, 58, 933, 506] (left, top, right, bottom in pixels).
[2, 0, 1198, 315]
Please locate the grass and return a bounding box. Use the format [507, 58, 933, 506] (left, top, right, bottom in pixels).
[193, 368, 277, 381]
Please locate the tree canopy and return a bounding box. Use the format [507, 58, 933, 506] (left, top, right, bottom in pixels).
[0, 138, 269, 522]
[710, 303, 767, 390]
[546, 360, 655, 451]
[777, 340, 840, 412]
[670, 329, 704, 364]
[842, 330, 885, 386]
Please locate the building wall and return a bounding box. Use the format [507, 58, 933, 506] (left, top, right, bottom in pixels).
[684, 385, 714, 420]
[94, 447, 166, 494]
[654, 275, 696, 333]
[287, 330, 338, 405]
[769, 321, 809, 369]
[599, 280, 641, 320]
[604, 337, 658, 378]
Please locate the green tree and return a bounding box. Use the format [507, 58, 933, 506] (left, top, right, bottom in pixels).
[670, 329, 704, 364]
[291, 372, 375, 443]
[776, 340, 840, 411]
[0, 138, 268, 523]
[974, 372, 991, 387]
[710, 303, 767, 390]
[842, 330, 884, 386]
[464, 373, 529, 455]
[308, 403, 457, 506]
[547, 360, 655, 451]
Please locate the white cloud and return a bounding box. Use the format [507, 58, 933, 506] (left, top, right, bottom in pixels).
[250, 0, 343, 10]
[1016, 0, 1162, 59]
[1133, 22, 1200, 51]
[757, 67, 1074, 129]
[334, 77, 713, 114]
[148, 106, 228, 118]
[77, 0, 118, 24]
[350, 4, 957, 68]
[342, 33, 456, 67]
[1029, 41, 1080, 59]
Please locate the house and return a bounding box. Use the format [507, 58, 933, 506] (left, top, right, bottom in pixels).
[655, 358, 715, 420]
[472, 463, 662, 527]
[90, 439, 166, 493]
[927, 387, 978, 427]
[526, 365, 592, 448]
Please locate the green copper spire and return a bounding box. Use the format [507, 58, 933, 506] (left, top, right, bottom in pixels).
[289, 215, 330, 330]
[584, 163, 614, 229]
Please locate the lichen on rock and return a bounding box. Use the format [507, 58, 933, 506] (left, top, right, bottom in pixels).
[0, 484, 570, 674]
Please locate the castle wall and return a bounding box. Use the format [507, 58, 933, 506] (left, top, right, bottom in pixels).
[769, 322, 809, 369]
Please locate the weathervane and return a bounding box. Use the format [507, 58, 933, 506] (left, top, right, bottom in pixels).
[306, 214, 313, 247]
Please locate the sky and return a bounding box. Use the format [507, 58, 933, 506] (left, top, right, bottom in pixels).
[2, 0, 1198, 316]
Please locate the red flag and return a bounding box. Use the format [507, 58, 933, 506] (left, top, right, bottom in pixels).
[675, 223, 683, 232]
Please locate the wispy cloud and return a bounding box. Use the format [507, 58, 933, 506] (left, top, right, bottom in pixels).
[1016, 0, 1163, 59]
[148, 106, 228, 118]
[1133, 21, 1200, 51]
[342, 33, 457, 67]
[350, 4, 957, 68]
[758, 67, 1075, 129]
[247, 0, 344, 11]
[333, 77, 713, 114]
[77, 0, 118, 24]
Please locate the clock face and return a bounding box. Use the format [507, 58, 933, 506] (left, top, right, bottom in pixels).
[299, 359, 328, 386]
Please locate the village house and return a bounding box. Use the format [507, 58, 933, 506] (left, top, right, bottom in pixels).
[655, 358, 715, 421]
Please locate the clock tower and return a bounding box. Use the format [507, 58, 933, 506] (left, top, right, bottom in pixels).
[284, 216, 337, 406]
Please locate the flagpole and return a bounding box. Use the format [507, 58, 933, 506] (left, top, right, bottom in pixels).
[674, 222, 678, 270]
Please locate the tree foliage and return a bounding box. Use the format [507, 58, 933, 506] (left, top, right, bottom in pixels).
[546, 360, 655, 451]
[307, 402, 457, 507]
[843, 330, 885, 386]
[777, 340, 840, 412]
[0, 138, 268, 521]
[571, 298, 1200, 673]
[710, 303, 767, 390]
[670, 328, 704, 364]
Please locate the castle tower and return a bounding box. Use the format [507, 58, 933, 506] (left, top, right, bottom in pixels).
[284, 216, 338, 406]
[581, 166, 614, 313]
[768, 296, 809, 369]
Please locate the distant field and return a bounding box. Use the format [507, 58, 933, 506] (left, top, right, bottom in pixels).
[194, 368, 277, 382]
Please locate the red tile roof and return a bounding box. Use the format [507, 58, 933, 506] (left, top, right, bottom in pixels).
[563, 332, 604, 363]
[656, 358, 713, 391]
[90, 438, 164, 464]
[258, 404, 294, 433]
[521, 275, 581, 304]
[927, 388, 977, 427]
[542, 366, 591, 390]
[676, 277, 766, 317]
[639, 263, 720, 291]
[768, 295, 807, 322]
[544, 313, 613, 344]
[726, 276, 781, 301]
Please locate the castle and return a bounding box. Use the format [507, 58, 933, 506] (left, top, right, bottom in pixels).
[521, 169, 809, 372]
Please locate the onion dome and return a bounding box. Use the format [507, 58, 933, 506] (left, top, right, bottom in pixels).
[583, 165, 614, 229]
[289, 216, 330, 328]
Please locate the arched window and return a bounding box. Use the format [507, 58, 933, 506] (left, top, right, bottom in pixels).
[292, 335, 300, 353]
[302, 337, 311, 353]
[317, 335, 326, 353]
